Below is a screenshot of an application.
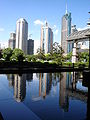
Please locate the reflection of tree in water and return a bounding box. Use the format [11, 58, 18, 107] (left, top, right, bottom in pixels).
[52, 73, 63, 86]
[26, 73, 33, 82]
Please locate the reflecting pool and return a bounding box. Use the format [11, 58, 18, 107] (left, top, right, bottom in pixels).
[0, 72, 88, 120]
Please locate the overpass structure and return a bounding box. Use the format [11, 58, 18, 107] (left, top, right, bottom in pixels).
[67, 28, 90, 67]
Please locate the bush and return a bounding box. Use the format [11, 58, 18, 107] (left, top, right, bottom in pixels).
[78, 62, 86, 68]
[62, 62, 72, 67]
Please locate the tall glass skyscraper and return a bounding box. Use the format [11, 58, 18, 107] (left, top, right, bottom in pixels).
[61, 9, 71, 54]
[16, 18, 28, 54]
[40, 22, 53, 54]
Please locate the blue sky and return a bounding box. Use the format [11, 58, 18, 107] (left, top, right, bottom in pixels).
[0, 0, 90, 52]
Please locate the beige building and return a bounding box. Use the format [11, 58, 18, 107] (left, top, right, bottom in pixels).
[16, 18, 28, 54]
[40, 22, 53, 54]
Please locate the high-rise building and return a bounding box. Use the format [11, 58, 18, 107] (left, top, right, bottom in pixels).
[40, 22, 53, 54]
[27, 39, 34, 55]
[8, 32, 16, 49]
[16, 18, 28, 54]
[61, 6, 71, 55]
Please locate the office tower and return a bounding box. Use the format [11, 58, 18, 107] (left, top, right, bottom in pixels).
[27, 39, 34, 55]
[61, 6, 71, 55]
[8, 32, 16, 49]
[40, 22, 53, 54]
[16, 18, 28, 54]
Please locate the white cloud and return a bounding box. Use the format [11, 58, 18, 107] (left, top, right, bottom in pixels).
[77, 26, 90, 31]
[0, 28, 4, 32]
[0, 41, 8, 49]
[54, 29, 58, 35]
[34, 20, 43, 25]
[34, 40, 40, 54]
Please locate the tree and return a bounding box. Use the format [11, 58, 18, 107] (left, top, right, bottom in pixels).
[0, 50, 2, 59]
[10, 48, 25, 62]
[2, 48, 13, 61]
[78, 52, 89, 62]
[50, 42, 64, 64]
[66, 52, 72, 61]
[45, 54, 52, 61]
[36, 48, 45, 60]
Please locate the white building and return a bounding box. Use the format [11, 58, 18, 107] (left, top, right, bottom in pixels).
[16, 18, 28, 54]
[40, 22, 53, 54]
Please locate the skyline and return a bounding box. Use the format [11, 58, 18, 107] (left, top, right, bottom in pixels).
[0, 0, 90, 53]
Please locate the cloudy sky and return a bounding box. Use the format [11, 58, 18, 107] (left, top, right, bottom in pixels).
[0, 0, 90, 53]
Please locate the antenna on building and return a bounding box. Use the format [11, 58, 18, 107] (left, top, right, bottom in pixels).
[65, 2, 68, 14]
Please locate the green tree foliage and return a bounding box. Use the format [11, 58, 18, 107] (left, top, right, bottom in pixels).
[0, 50, 2, 59]
[78, 52, 89, 62]
[2, 48, 13, 61]
[50, 42, 64, 64]
[10, 48, 25, 62]
[36, 48, 45, 60]
[45, 54, 52, 61]
[66, 52, 72, 61]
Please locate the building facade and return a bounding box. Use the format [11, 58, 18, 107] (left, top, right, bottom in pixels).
[61, 10, 71, 55]
[40, 22, 53, 54]
[27, 39, 34, 55]
[16, 18, 28, 54]
[67, 28, 90, 63]
[8, 32, 16, 49]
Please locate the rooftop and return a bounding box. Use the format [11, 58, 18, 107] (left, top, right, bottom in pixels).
[67, 28, 90, 41]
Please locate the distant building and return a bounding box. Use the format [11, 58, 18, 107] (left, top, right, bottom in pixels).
[16, 18, 28, 54]
[40, 21, 53, 54]
[8, 32, 16, 49]
[61, 7, 71, 54]
[71, 25, 78, 34]
[27, 39, 34, 55]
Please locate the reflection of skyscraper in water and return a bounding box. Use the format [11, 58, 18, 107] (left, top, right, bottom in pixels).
[7, 74, 14, 87]
[39, 73, 52, 98]
[14, 74, 26, 102]
[66, 72, 76, 91]
[59, 72, 69, 112]
[26, 73, 33, 82]
[39, 73, 46, 98]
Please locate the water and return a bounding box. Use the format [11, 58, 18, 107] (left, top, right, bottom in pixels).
[0, 72, 88, 120]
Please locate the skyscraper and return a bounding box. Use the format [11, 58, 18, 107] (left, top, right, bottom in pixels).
[8, 32, 16, 49]
[27, 39, 34, 55]
[16, 18, 28, 54]
[61, 6, 71, 55]
[40, 22, 53, 54]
